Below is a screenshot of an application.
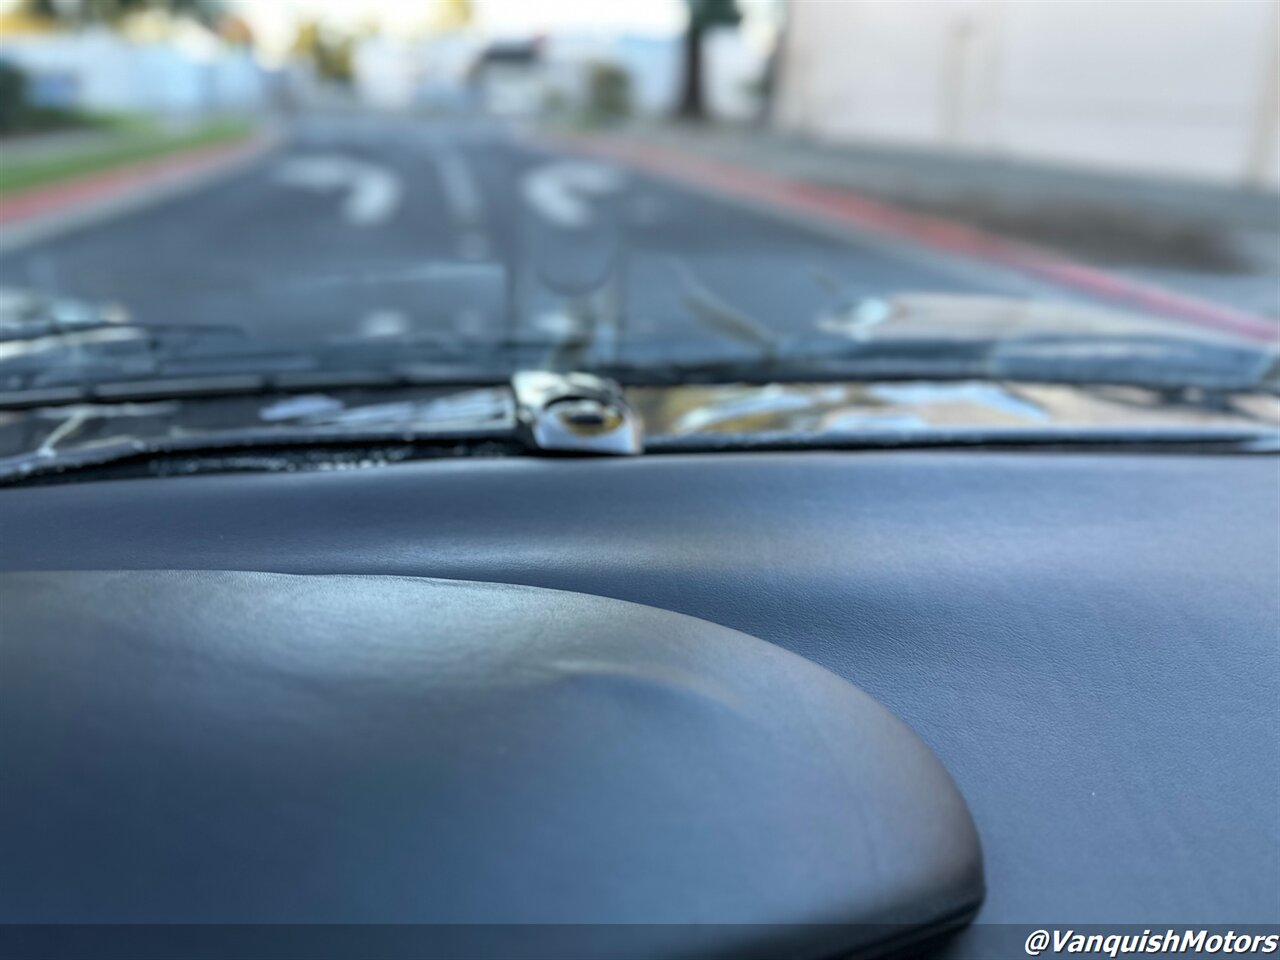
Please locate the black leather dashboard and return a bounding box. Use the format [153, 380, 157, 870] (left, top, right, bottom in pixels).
[0, 570, 982, 959]
[1, 450, 1277, 955]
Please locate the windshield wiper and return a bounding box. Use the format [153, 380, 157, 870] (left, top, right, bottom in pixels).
[647, 424, 1280, 455]
[0, 324, 529, 407]
[0, 315, 285, 390]
[600, 333, 1280, 395]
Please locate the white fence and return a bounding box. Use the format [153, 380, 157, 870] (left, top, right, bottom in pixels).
[777, 0, 1280, 188]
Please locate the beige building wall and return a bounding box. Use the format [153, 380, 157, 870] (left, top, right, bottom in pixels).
[776, 0, 1280, 188]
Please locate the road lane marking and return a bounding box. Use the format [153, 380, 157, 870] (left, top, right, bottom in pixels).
[532, 309, 583, 337]
[358, 309, 410, 338]
[280, 261, 498, 290]
[544, 133, 1278, 343]
[276, 155, 402, 227]
[521, 161, 624, 229]
[345, 170, 401, 225]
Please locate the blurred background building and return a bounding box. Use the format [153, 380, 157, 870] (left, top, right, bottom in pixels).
[775, 0, 1280, 188]
[0, 0, 267, 118]
[0, 0, 1276, 191]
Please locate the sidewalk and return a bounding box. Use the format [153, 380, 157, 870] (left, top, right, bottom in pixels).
[557, 121, 1280, 333]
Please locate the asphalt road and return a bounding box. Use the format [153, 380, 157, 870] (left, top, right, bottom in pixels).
[0, 113, 1126, 370]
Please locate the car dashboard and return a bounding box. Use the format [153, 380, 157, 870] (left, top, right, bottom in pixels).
[0, 449, 1276, 958]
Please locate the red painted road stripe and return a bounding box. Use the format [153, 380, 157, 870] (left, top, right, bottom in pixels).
[552, 135, 1278, 344]
[0, 136, 269, 225]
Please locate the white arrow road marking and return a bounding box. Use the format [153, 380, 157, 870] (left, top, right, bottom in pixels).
[532, 309, 584, 337]
[276, 155, 403, 227]
[358, 309, 410, 338]
[521, 161, 624, 229]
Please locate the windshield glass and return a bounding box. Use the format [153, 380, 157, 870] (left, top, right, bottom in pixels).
[0, 0, 1277, 425]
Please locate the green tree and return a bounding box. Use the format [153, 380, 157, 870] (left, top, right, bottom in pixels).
[290, 19, 322, 60]
[678, 0, 740, 120]
[291, 19, 354, 85]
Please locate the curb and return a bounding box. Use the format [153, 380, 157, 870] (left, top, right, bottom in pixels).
[547, 133, 1278, 344]
[0, 133, 279, 254]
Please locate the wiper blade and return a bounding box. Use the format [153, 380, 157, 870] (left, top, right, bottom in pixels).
[647, 424, 1280, 455]
[0, 315, 585, 403]
[0, 364, 520, 410]
[0, 316, 275, 389]
[602, 333, 1280, 395]
[0, 318, 249, 346]
[992, 333, 1278, 392]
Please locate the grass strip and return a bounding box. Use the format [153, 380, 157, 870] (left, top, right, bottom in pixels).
[0, 119, 254, 195]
